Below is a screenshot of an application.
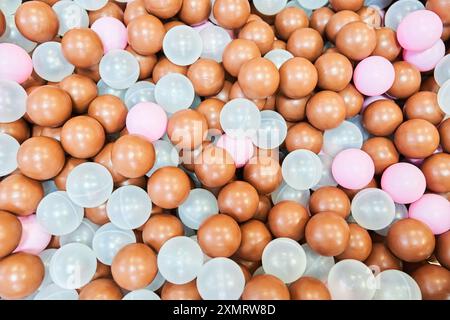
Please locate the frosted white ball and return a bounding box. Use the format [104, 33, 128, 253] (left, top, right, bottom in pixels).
[351, 188, 395, 230]
[384, 0, 424, 30]
[32, 42, 75, 82]
[271, 180, 310, 206]
[74, 0, 108, 11]
[0, 14, 36, 53]
[437, 79, 450, 114]
[302, 244, 335, 282]
[373, 270, 421, 300]
[146, 140, 180, 177]
[264, 49, 294, 69]
[0, 133, 19, 177]
[220, 98, 261, 138]
[252, 110, 287, 149]
[0, 0, 21, 14]
[163, 25, 203, 66]
[297, 0, 329, 10]
[375, 203, 408, 236]
[199, 25, 231, 62]
[60, 218, 99, 247]
[154, 73, 195, 113]
[145, 271, 166, 292]
[282, 149, 323, 190]
[97, 79, 126, 100]
[92, 223, 136, 265]
[124, 81, 156, 109]
[0, 79, 27, 122]
[254, 0, 288, 15]
[123, 290, 160, 300]
[312, 153, 338, 190]
[99, 49, 140, 90]
[348, 114, 371, 141]
[323, 120, 363, 157]
[38, 249, 58, 290]
[178, 189, 218, 230]
[53, 1, 89, 36]
[434, 54, 450, 86]
[34, 284, 79, 300]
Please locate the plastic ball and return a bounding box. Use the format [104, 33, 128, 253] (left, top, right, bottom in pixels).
[332, 149, 375, 190]
[0, 80, 27, 123]
[408, 194, 450, 235]
[220, 98, 261, 138]
[123, 289, 160, 300]
[38, 249, 57, 290]
[146, 140, 180, 177]
[351, 188, 395, 231]
[92, 223, 136, 265]
[282, 149, 322, 190]
[302, 243, 335, 283]
[353, 56, 395, 96]
[157, 236, 204, 284]
[254, 0, 288, 16]
[178, 189, 218, 230]
[32, 41, 75, 82]
[262, 238, 307, 283]
[196, 257, 245, 300]
[124, 81, 156, 110]
[437, 79, 450, 114]
[126, 102, 168, 142]
[146, 271, 166, 292]
[312, 154, 338, 190]
[60, 218, 99, 247]
[34, 283, 79, 300]
[403, 39, 445, 72]
[347, 115, 371, 142]
[99, 49, 139, 90]
[434, 54, 450, 86]
[66, 162, 114, 209]
[154, 73, 195, 113]
[216, 134, 254, 168]
[0, 133, 19, 177]
[97, 79, 126, 100]
[52, 1, 89, 36]
[74, 0, 108, 11]
[0, 0, 21, 14]
[375, 203, 408, 236]
[252, 110, 288, 150]
[163, 25, 203, 66]
[0, 14, 37, 53]
[199, 24, 231, 63]
[264, 49, 294, 69]
[36, 191, 84, 236]
[322, 120, 364, 157]
[106, 186, 152, 230]
[0, 43, 33, 83]
[327, 259, 376, 300]
[297, 0, 329, 10]
[373, 270, 421, 300]
[271, 180, 311, 207]
[384, 0, 424, 31]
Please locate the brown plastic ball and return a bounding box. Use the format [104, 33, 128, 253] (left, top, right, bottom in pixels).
[15, 1, 59, 43]
[74, 64, 101, 83]
[421, 153, 450, 193]
[0, 174, 44, 216]
[426, 0, 450, 24]
[229, 81, 266, 109]
[147, 167, 190, 209]
[85, 203, 110, 225]
[363, 99, 403, 136]
[306, 90, 346, 130]
[279, 57, 317, 99]
[218, 181, 259, 223]
[197, 98, 224, 132]
[285, 122, 323, 154]
[212, 80, 232, 102]
[238, 57, 279, 99]
[31, 125, 61, 141]
[372, 27, 401, 61]
[336, 223, 372, 261]
[0, 10, 5, 37]
[79, 279, 123, 300]
[325, 10, 360, 43]
[213, 0, 250, 29]
[339, 84, 363, 118]
[387, 61, 421, 99]
[143, 0, 182, 19]
[187, 59, 225, 97]
[178, 0, 210, 25]
[88, 95, 127, 134]
[238, 20, 274, 54]
[194, 145, 236, 188]
[394, 119, 440, 159]
[309, 186, 350, 218]
[0, 119, 30, 144]
[236, 219, 272, 262]
[242, 274, 290, 300]
[404, 91, 444, 125]
[357, 6, 382, 28]
[243, 156, 282, 195]
[127, 14, 165, 55]
[364, 242, 402, 272]
[0, 211, 22, 259]
[254, 195, 271, 222]
[435, 231, 450, 269]
[336, 21, 376, 61]
[315, 52, 353, 92]
[289, 277, 331, 300]
[330, 0, 364, 11]
[142, 214, 183, 251]
[152, 57, 187, 83]
[167, 109, 208, 150]
[89, 2, 124, 25]
[126, 47, 157, 80]
[61, 28, 104, 68]
[310, 6, 334, 37]
[287, 28, 324, 62]
[94, 143, 126, 185]
[412, 264, 450, 300]
[275, 94, 308, 122]
[362, 137, 399, 175]
[161, 280, 201, 300]
[268, 201, 309, 241]
[275, 6, 309, 40]
[440, 118, 450, 153]
[59, 74, 98, 114]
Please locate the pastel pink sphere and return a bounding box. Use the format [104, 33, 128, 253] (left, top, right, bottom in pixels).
[0, 43, 33, 84]
[216, 134, 254, 168]
[126, 102, 168, 142]
[409, 194, 450, 235]
[397, 10, 443, 51]
[332, 148, 375, 190]
[403, 39, 445, 72]
[381, 162, 426, 204]
[91, 17, 128, 53]
[353, 56, 395, 96]
[13, 215, 51, 255]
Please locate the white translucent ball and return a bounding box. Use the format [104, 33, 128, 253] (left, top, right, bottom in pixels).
[271, 180, 310, 206]
[0, 79, 27, 122]
[123, 290, 160, 300]
[178, 188, 218, 230]
[74, 0, 108, 11]
[252, 110, 287, 149]
[163, 25, 203, 66]
[145, 271, 166, 292]
[327, 259, 377, 300]
[199, 25, 232, 63]
[53, 1, 89, 36]
[364, 0, 393, 9]
[157, 236, 204, 284]
[0, 133, 19, 177]
[286, 1, 312, 16]
[197, 258, 245, 300]
[60, 218, 99, 247]
[297, 0, 329, 10]
[351, 188, 395, 230]
[66, 162, 114, 208]
[92, 223, 136, 265]
[34, 284, 79, 300]
[312, 153, 338, 190]
[302, 244, 335, 283]
[124, 81, 156, 109]
[36, 191, 84, 236]
[254, 0, 288, 15]
[264, 49, 294, 69]
[348, 114, 371, 141]
[282, 149, 323, 190]
[262, 238, 307, 283]
[32, 42, 75, 82]
[373, 270, 421, 300]
[384, 0, 424, 30]
[49, 243, 97, 290]
[220, 98, 261, 138]
[154, 73, 195, 113]
[0, 14, 36, 53]
[375, 203, 408, 236]
[434, 54, 450, 86]
[0, 0, 21, 14]
[38, 249, 58, 290]
[437, 79, 450, 114]
[323, 120, 363, 157]
[99, 49, 140, 90]
[106, 185, 152, 230]
[146, 140, 180, 177]
[97, 79, 126, 100]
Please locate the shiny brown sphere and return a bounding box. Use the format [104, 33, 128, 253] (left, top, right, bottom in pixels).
[315, 52, 353, 92]
[79, 279, 123, 300]
[339, 84, 363, 118]
[358, 6, 382, 28]
[152, 57, 187, 83]
[325, 10, 360, 43]
[394, 119, 440, 159]
[243, 156, 282, 195]
[17, 136, 65, 181]
[88, 95, 127, 134]
[197, 98, 224, 132]
[127, 14, 165, 55]
[111, 243, 157, 291]
[238, 57, 279, 100]
[268, 201, 309, 241]
[336, 21, 376, 61]
[213, 0, 250, 29]
[275, 94, 308, 122]
[236, 220, 272, 261]
[218, 181, 259, 223]
[363, 100, 403, 136]
[309, 186, 350, 218]
[15, 1, 58, 43]
[364, 242, 402, 272]
[222, 39, 261, 77]
[59, 74, 98, 114]
[31, 125, 62, 141]
[85, 203, 110, 225]
[285, 122, 323, 154]
[187, 59, 225, 97]
[179, 0, 210, 25]
[229, 81, 266, 109]
[0, 119, 30, 144]
[330, 0, 364, 11]
[254, 195, 271, 222]
[306, 90, 346, 130]
[336, 223, 372, 261]
[26, 85, 72, 127]
[310, 6, 334, 37]
[404, 91, 444, 125]
[289, 277, 331, 300]
[197, 214, 241, 257]
[421, 153, 450, 193]
[412, 264, 450, 300]
[275, 6, 309, 40]
[372, 27, 401, 61]
[305, 211, 350, 256]
[279, 57, 317, 99]
[212, 80, 232, 102]
[440, 118, 450, 153]
[388, 61, 421, 99]
[238, 20, 274, 54]
[142, 214, 183, 251]
[89, 1, 124, 25]
[435, 231, 450, 269]
[287, 28, 324, 62]
[94, 143, 126, 185]
[426, 0, 450, 24]
[167, 109, 208, 150]
[0, 9, 5, 37]
[242, 274, 290, 300]
[126, 47, 157, 80]
[61, 28, 104, 68]
[362, 137, 399, 175]
[0, 211, 22, 259]
[161, 280, 201, 300]
[194, 145, 236, 188]
[147, 167, 190, 209]
[387, 218, 436, 263]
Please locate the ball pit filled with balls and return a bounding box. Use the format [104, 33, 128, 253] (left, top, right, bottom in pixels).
[0, 0, 449, 302]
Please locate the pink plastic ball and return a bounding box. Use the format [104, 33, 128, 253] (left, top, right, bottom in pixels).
[397, 10, 443, 51]
[331, 148, 375, 190]
[409, 194, 450, 235]
[381, 162, 426, 204]
[403, 39, 445, 72]
[362, 95, 389, 110]
[91, 17, 128, 53]
[0, 43, 33, 84]
[13, 215, 51, 255]
[353, 56, 395, 96]
[126, 102, 168, 142]
[216, 134, 254, 168]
